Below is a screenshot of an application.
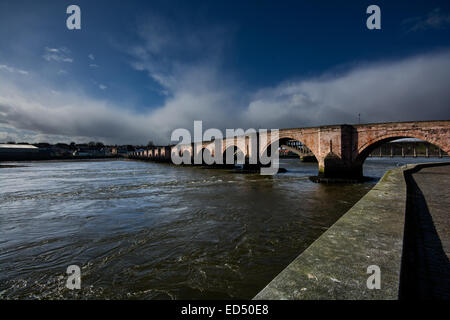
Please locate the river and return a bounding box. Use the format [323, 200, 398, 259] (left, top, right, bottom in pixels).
[0, 157, 445, 299]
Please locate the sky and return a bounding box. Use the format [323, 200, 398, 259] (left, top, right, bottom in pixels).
[0, 0, 449, 145]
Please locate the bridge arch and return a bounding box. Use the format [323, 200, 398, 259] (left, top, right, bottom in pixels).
[355, 132, 449, 165]
[261, 135, 318, 161]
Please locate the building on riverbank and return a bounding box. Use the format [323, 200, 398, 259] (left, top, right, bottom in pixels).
[0, 144, 40, 161]
[0, 143, 125, 161]
[369, 140, 446, 158]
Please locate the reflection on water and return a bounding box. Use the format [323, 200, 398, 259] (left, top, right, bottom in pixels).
[0, 157, 446, 299]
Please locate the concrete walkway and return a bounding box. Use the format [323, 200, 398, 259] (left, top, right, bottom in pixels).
[254, 162, 450, 300]
[400, 164, 450, 299]
[255, 166, 409, 300]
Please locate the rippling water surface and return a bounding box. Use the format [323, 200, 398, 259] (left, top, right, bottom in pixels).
[0, 157, 445, 299]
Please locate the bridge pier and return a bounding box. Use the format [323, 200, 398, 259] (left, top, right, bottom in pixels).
[317, 155, 364, 181]
[318, 163, 363, 180]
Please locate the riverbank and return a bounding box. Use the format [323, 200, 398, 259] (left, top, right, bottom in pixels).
[0, 164, 28, 168]
[0, 155, 122, 162]
[254, 161, 450, 300]
[0, 157, 124, 167]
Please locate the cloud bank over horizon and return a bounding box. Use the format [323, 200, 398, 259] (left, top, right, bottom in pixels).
[1, 50, 450, 145]
[0, 12, 450, 145]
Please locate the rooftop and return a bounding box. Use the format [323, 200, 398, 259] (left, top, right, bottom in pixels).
[0, 144, 38, 149]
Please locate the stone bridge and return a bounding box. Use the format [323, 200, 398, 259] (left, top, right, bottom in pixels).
[130, 120, 450, 179]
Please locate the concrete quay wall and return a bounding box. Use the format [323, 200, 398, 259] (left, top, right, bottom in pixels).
[254, 162, 449, 300]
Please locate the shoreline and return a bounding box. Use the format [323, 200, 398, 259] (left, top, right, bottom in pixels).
[0, 157, 124, 167]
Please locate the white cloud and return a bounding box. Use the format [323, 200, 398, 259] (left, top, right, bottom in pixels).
[1, 51, 450, 145]
[404, 8, 450, 32]
[43, 47, 73, 63]
[89, 64, 99, 68]
[0, 64, 29, 75]
[0, 124, 96, 144]
[1, 16, 450, 145]
[99, 84, 107, 90]
[244, 52, 450, 128]
[0, 77, 150, 144]
[127, 15, 230, 93]
[88, 53, 95, 60]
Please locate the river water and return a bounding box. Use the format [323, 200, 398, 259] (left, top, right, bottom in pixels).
[0, 157, 445, 299]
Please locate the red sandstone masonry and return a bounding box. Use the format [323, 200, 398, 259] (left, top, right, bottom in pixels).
[137, 120, 450, 178]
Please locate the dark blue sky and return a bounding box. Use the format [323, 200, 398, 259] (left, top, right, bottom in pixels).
[0, 0, 449, 143]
